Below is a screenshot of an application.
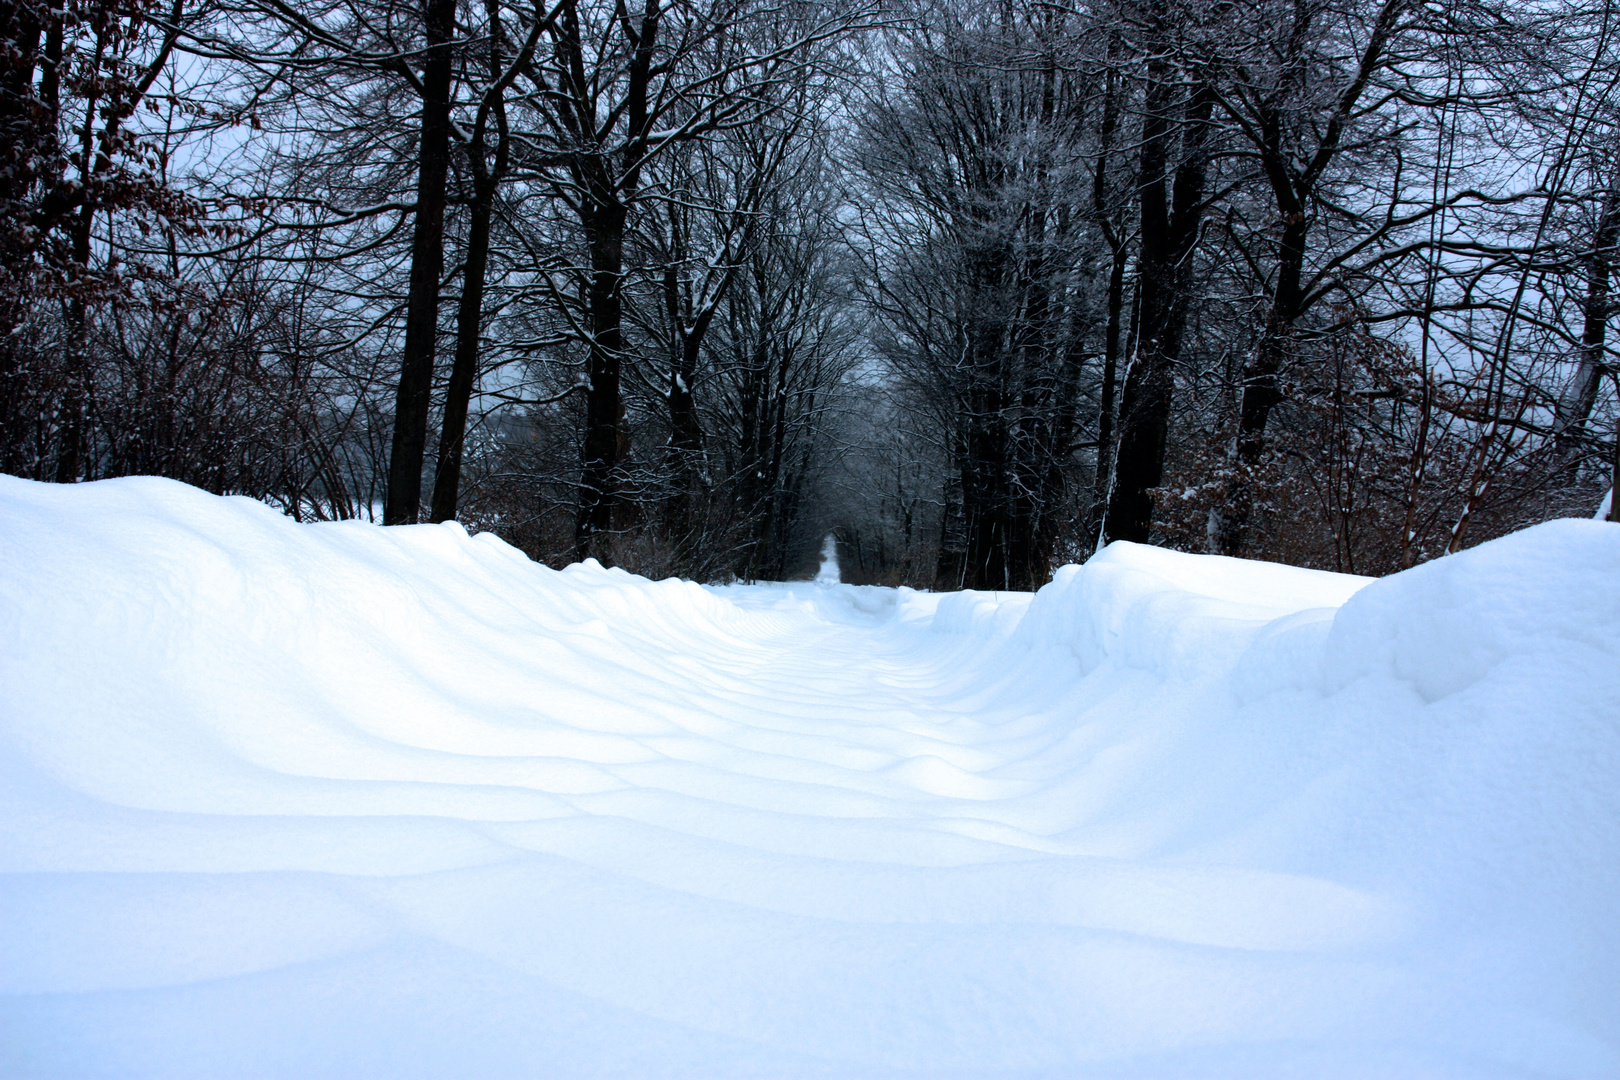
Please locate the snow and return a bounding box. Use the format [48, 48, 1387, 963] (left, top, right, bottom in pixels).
[815, 533, 841, 584]
[1, 475, 1617, 1079]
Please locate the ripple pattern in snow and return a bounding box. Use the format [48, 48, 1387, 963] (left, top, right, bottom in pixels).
[1, 476, 1617, 1078]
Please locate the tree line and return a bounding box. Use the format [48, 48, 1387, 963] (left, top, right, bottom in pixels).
[2, 0, 1616, 585]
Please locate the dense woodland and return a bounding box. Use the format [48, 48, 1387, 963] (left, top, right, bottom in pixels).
[3, 0, 1618, 586]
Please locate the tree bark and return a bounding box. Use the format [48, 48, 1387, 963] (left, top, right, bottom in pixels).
[1556, 189, 1618, 457]
[428, 176, 494, 523]
[1609, 416, 1620, 523]
[429, 0, 529, 524]
[1102, 37, 1212, 545]
[564, 0, 659, 562]
[574, 198, 630, 560]
[1214, 209, 1304, 552]
[1092, 248, 1127, 529]
[384, 0, 456, 525]
[960, 290, 1012, 590]
[1215, 0, 1408, 553]
[54, 67, 102, 484]
[1089, 33, 1126, 538]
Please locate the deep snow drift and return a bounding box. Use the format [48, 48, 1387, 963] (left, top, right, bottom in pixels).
[1, 476, 1617, 1079]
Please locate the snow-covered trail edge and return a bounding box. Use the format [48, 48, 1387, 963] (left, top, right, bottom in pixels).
[1, 476, 1616, 1079]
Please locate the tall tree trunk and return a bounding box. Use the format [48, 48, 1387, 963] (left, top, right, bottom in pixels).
[661, 243, 718, 570]
[1102, 42, 1212, 545]
[0, 2, 47, 471]
[1213, 0, 1407, 553]
[1556, 189, 1618, 457]
[566, 0, 658, 562]
[1236, 210, 1308, 465]
[429, 0, 532, 523]
[54, 269, 89, 481]
[1092, 248, 1127, 530]
[428, 176, 494, 523]
[1009, 238, 1053, 590]
[0, 0, 45, 220]
[1088, 31, 1125, 539]
[665, 319, 709, 565]
[667, 325, 707, 467]
[1608, 416, 1620, 522]
[1215, 211, 1306, 553]
[383, 0, 456, 525]
[575, 198, 629, 560]
[961, 303, 1011, 590]
[54, 83, 100, 484]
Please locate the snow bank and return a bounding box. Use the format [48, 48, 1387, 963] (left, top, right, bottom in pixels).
[1015, 540, 1369, 680]
[1, 475, 1616, 1078]
[1325, 519, 1620, 700]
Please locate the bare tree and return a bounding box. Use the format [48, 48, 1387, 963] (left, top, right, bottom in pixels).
[512, 0, 872, 562]
[1100, 0, 1218, 546]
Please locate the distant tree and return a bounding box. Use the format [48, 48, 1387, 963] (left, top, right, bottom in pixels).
[854, 0, 1104, 589]
[511, 0, 871, 563]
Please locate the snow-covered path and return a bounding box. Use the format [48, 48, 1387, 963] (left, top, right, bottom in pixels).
[2, 477, 1618, 1078]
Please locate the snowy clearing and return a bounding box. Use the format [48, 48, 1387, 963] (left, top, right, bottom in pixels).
[1, 476, 1617, 1078]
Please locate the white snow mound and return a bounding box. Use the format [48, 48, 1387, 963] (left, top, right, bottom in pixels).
[1, 476, 1616, 1079]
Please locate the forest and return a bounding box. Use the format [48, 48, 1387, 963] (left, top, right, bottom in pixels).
[2, 0, 1618, 588]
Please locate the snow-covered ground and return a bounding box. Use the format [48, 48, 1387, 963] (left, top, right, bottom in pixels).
[1, 476, 1616, 1079]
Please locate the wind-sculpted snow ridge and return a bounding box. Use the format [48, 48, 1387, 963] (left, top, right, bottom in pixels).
[1, 476, 1617, 1079]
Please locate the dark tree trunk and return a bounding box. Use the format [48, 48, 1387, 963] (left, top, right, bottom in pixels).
[0, 5, 45, 458]
[1557, 190, 1618, 457]
[1089, 32, 1126, 538]
[1029, 289, 1093, 588]
[1092, 248, 1127, 529]
[961, 302, 1011, 590]
[1216, 210, 1305, 553]
[665, 335, 708, 559]
[565, 0, 659, 563]
[0, 1, 45, 213]
[1006, 236, 1053, 590]
[1214, 0, 1407, 553]
[575, 198, 630, 560]
[661, 252, 717, 567]
[428, 177, 494, 523]
[668, 331, 707, 465]
[55, 145, 98, 484]
[430, 0, 528, 524]
[384, 0, 456, 525]
[759, 341, 797, 578]
[663, 260, 709, 470]
[53, 24, 102, 485]
[1236, 217, 1306, 466]
[733, 340, 765, 577]
[1103, 43, 1212, 545]
[1608, 416, 1620, 523]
